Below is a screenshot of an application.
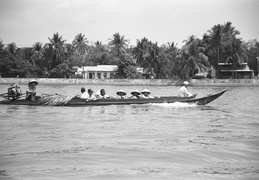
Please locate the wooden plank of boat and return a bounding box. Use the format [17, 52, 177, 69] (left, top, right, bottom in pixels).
[0, 94, 196, 106]
[0, 90, 227, 106]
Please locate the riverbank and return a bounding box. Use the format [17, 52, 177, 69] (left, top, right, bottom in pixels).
[0, 78, 259, 86]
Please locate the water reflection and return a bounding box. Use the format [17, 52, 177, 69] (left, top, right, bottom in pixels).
[197, 105, 230, 114]
[25, 106, 39, 113]
[115, 105, 128, 115]
[6, 105, 20, 113]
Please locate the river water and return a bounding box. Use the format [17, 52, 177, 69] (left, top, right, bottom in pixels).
[0, 84, 259, 180]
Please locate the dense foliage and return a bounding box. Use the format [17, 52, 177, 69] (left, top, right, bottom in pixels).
[0, 22, 258, 79]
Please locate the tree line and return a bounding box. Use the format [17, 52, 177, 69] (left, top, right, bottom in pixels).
[0, 22, 258, 79]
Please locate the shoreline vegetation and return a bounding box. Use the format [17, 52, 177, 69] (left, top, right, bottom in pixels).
[0, 78, 259, 86]
[0, 21, 258, 80]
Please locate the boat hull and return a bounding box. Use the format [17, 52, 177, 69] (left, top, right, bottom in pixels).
[0, 90, 227, 106]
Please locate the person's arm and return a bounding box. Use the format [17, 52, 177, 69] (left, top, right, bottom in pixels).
[140, 94, 147, 98]
[184, 88, 192, 97]
[182, 87, 192, 97]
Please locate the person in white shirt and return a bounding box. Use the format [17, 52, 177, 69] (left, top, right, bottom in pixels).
[80, 87, 88, 99]
[95, 89, 110, 99]
[85, 89, 96, 100]
[178, 81, 193, 97]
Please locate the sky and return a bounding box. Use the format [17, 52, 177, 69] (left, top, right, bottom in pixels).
[0, 0, 258, 48]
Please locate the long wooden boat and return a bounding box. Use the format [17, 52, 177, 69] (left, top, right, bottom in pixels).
[0, 89, 227, 106]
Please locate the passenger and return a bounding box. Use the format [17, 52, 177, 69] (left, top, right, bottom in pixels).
[26, 80, 38, 101]
[178, 81, 193, 97]
[140, 89, 154, 98]
[80, 87, 88, 99]
[130, 89, 141, 99]
[116, 90, 127, 99]
[95, 89, 110, 99]
[85, 89, 96, 100]
[8, 83, 22, 100]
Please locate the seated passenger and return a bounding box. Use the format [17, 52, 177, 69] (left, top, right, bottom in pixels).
[178, 81, 193, 97]
[130, 89, 141, 99]
[95, 89, 110, 99]
[140, 89, 154, 98]
[8, 83, 22, 100]
[116, 90, 127, 99]
[26, 80, 38, 101]
[85, 89, 96, 100]
[80, 87, 88, 99]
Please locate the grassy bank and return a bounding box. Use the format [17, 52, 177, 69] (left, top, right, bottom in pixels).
[0, 78, 259, 86]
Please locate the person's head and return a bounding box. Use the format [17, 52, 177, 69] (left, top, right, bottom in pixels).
[131, 90, 140, 96]
[116, 90, 126, 96]
[183, 81, 189, 86]
[88, 89, 93, 95]
[100, 89, 105, 96]
[141, 89, 151, 97]
[28, 80, 38, 87]
[10, 83, 19, 88]
[81, 87, 86, 93]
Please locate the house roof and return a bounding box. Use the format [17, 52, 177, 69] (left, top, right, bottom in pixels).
[77, 65, 118, 72]
[221, 69, 254, 72]
[218, 63, 248, 65]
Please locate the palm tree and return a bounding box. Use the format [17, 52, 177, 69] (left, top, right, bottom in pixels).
[48, 32, 66, 68]
[0, 40, 5, 52]
[94, 41, 115, 65]
[161, 42, 179, 79]
[6, 42, 17, 56]
[72, 33, 88, 56]
[140, 42, 164, 79]
[182, 35, 196, 46]
[246, 39, 259, 75]
[95, 41, 105, 51]
[108, 33, 129, 57]
[203, 22, 239, 77]
[31, 42, 46, 66]
[223, 38, 247, 78]
[221, 22, 240, 39]
[133, 37, 150, 65]
[175, 38, 210, 79]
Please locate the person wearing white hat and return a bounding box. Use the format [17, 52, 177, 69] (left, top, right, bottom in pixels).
[140, 89, 154, 99]
[178, 81, 193, 97]
[26, 80, 38, 101]
[130, 89, 141, 99]
[116, 90, 127, 99]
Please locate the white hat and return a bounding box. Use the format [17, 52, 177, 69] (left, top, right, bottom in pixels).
[131, 89, 140, 95]
[116, 89, 126, 95]
[141, 89, 151, 94]
[183, 81, 189, 85]
[28, 80, 38, 86]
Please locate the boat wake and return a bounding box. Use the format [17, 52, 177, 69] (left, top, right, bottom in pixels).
[148, 102, 197, 108]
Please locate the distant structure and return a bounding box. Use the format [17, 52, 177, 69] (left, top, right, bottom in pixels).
[75, 65, 118, 79]
[218, 63, 254, 79]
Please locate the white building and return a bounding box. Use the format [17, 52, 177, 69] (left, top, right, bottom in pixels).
[75, 65, 119, 79]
